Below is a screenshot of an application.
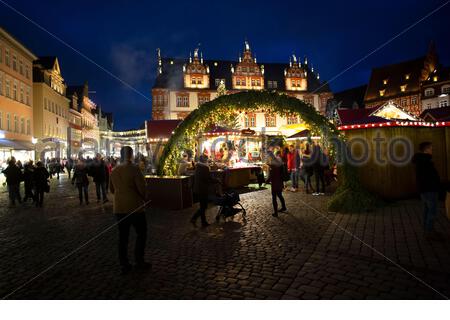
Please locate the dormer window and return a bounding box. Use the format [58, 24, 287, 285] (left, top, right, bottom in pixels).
[424, 88, 434, 97]
[433, 76, 438, 82]
[405, 74, 410, 80]
[383, 79, 388, 85]
[379, 89, 385, 97]
[400, 84, 407, 92]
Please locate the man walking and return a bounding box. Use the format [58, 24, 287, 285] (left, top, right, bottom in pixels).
[267, 151, 287, 217]
[110, 146, 149, 275]
[2, 157, 23, 207]
[412, 142, 441, 239]
[92, 153, 109, 203]
[190, 155, 216, 227]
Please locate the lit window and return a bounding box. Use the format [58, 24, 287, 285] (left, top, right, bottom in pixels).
[265, 114, 276, 127]
[411, 96, 417, 105]
[433, 76, 438, 82]
[405, 74, 410, 80]
[401, 99, 407, 107]
[400, 84, 407, 92]
[383, 79, 388, 85]
[379, 89, 385, 97]
[440, 100, 448, 107]
[5, 49, 10, 67]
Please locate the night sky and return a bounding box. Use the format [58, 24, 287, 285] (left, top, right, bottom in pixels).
[1, 0, 449, 130]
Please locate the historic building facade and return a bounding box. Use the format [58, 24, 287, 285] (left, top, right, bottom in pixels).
[364, 44, 438, 116]
[33, 56, 70, 160]
[151, 42, 332, 134]
[66, 83, 100, 158]
[0, 27, 37, 165]
[421, 66, 450, 111]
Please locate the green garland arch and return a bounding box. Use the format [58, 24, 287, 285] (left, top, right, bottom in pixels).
[157, 91, 380, 212]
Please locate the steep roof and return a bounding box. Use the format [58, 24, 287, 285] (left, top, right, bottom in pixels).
[333, 85, 367, 109]
[34, 56, 57, 70]
[365, 57, 426, 103]
[420, 106, 450, 121]
[337, 107, 384, 125]
[153, 57, 330, 93]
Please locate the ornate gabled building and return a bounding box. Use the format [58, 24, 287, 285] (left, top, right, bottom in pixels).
[33, 56, 71, 160]
[151, 41, 332, 133]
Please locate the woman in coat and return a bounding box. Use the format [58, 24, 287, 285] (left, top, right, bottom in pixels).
[72, 160, 90, 205]
[267, 151, 287, 217]
[33, 161, 50, 207]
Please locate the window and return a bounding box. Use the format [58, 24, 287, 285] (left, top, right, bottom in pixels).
[401, 99, 407, 107]
[20, 117, 24, 134]
[26, 87, 30, 105]
[26, 119, 30, 135]
[265, 114, 276, 127]
[411, 96, 417, 105]
[244, 113, 256, 127]
[0, 47, 2, 63]
[426, 103, 432, 109]
[425, 88, 434, 97]
[19, 60, 23, 75]
[400, 84, 407, 92]
[14, 115, 18, 133]
[0, 72, 3, 95]
[405, 74, 410, 80]
[25, 65, 29, 79]
[176, 95, 189, 107]
[440, 100, 448, 107]
[287, 115, 298, 125]
[6, 113, 10, 131]
[198, 94, 210, 105]
[379, 89, 385, 97]
[442, 85, 450, 94]
[0, 111, 2, 129]
[251, 79, 256, 86]
[383, 79, 388, 85]
[20, 84, 24, 103]
[268, 81, 278, 89]
[12, 55, 17, 71]
[13, 81, 17, 100]
[5, 79, 10, 98]
[5, 49, 10, 67]
[236, 78, 241, 86]
[256, 79, 261, 86]
[44, 98, 48, 110]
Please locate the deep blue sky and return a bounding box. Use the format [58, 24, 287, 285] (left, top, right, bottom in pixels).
[1, 0, 449, 130]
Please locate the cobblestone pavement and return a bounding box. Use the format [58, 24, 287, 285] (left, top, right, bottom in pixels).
[0, 175, 449, 299]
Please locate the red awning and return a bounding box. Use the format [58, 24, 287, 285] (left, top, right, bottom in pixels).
[203, 126, 240, 136]
[146, 120, 182, 140]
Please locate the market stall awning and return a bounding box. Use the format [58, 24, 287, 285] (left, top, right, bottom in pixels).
[278, 123, 309, 137]
[146, 120, 182, 142]
[287, 129, 311, 140]
[0, 139, 35, 150]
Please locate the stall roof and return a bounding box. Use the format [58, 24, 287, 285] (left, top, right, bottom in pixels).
[420, 106, 450, 122]
[287, 129, 311, 139]
[146, 120, 182, 140]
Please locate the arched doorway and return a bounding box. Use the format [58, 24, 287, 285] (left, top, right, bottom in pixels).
[158, 91, 379, 212]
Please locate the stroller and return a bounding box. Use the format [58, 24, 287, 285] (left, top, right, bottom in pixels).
[214, 191, 247, 222]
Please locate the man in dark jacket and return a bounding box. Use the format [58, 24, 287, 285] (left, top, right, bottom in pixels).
[92, 153, 109, 203]
[23, 160, 35, 203]
[2, 157, 23, 206]
[33, 161, 50, 207]
[190, 155, 216, 227]
[412, 142, 441, 237]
